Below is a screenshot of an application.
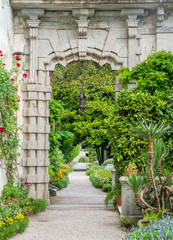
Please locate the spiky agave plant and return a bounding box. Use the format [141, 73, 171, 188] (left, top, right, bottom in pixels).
[130, 122, 171, 211]
[126, 173, 145, 208]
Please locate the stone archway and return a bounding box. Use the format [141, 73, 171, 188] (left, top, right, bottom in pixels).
[11, 1, 173, 204]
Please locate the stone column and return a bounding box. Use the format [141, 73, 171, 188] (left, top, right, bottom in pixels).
[126, 15, 139, 69]
[119, 176, 142, 223]
[18, 9, 51, 204]
[22, 84, 51, 204]
[121, 9, 148, 69]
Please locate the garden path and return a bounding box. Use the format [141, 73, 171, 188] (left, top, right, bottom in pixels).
[12, 172, 126, 240]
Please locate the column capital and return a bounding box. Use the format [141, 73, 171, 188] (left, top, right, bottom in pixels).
[17, 8, 45, 23]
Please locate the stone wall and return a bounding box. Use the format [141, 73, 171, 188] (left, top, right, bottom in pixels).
[7, 1, 173, 202]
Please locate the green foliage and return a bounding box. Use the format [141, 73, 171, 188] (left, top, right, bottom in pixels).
[126, 173, 145, 194]
[60, 137, 80, 162]
[52, 61, 117, 164]
[143, 211, 162, 223]
[102, 159, 114, 166]
[78, 156, 89, 162]
[52, 175, 69, 189]
[87, 148, 98, 163]
[130, 121, 171, 142]
[86, 165, 104, 176]
[108, 89, 169, 176]
[105, 183, 121, 207]
[124, 215, 173, 240]
[102, 183, 112, 192]
[119, 51, 173, 96]
[89, 167, 112, 190]
[89, 173, 103, 188]
[0, 54, 25, 183]
[49, 130, 64, 177]
[49, 99, 64, 125]
[30, 199, 47, 214]
[1, 182, 31, 208]
[0, 216, 29, 240]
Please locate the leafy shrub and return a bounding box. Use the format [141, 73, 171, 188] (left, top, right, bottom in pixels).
[0, 216, 29, 240]
[30, 199, 47, 214]
[105, 183, 121, 207]
[89, 168, 112, 190]
[103, 159, 114, 166]
[52, 175, 69, 189]
[1, 181, 32, 210]
[89, 174, 103, 188]
[124, 215, 173, 240]
[78, 156, 89, 162]
[86, 166, 104, 176]
[102, 183, 112, 192]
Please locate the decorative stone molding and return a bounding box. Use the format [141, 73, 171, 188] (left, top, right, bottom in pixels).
[121, 8, 148, 69]
[72, 9, 95, 60]
[72, 9, 95, 39]
[156, 6, 166, 27]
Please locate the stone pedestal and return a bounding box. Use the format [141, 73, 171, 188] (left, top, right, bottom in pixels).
[119, 176, 142, 223]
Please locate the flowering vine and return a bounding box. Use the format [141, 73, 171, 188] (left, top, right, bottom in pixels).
[0, 51, 27, 184]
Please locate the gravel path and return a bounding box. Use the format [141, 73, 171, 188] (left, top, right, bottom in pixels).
[12, 172, 126, 240]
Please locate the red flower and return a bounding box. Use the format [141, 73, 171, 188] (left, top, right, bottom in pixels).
[17, 63, 20, 67]
[10, 91, 12, 92]
[7, 103, 9, 106]
[0, 50, 2, 53]
[11, 78, 14, 81]
[0, 54, 3, 57]
[18, 99, 20, 102]
[3, 64, 5, 66]
[15, 56, 19, 60]
[23, 73, 27, 78]
[0, 128, 4, 133]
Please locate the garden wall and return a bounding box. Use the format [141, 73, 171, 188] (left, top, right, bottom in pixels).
[0, 0, 14, 193]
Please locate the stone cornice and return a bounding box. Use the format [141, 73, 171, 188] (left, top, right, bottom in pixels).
[11, 0, 173, 11]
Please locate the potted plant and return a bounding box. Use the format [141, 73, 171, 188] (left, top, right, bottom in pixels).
[124, 162, 138, 177]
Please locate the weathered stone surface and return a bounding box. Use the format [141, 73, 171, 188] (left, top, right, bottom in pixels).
[120, 176, 142, 223]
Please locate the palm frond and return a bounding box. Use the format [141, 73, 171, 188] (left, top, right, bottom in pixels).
[130, 122, 171, 141]
[126, 173, 144, 194]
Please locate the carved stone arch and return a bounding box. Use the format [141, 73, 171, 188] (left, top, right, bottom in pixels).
[43, 47, 126, 72]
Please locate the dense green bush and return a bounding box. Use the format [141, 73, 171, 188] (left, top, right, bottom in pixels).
[88, 167, 112, 191]
[89, 174, 103, 188]
[86, 166, 104, 176]
[102, 183, 112, 192]
[0, 216, 29, 240]
[78, 156, 89, 162]
[112, 51, 173, 176]
[30, 199, 47, 215]
[52, 175, 69, 189]
[103, 159, 114, 166]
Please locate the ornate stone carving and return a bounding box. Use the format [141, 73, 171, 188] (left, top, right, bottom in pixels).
[121, 8, 148, 69]
[72, 9, 95, 39]
[156, 6, 166, 27]
[72, 9, 95, 60]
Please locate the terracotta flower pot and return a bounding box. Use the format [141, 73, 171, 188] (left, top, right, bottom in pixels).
[124, 169, 138, 177]
[117, 197, 121, 206]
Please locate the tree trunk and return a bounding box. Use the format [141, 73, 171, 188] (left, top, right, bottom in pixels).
[148, 140, 160, 211]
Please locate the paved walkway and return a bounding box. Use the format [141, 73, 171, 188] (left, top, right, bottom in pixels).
[12, 172, 126, 240]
